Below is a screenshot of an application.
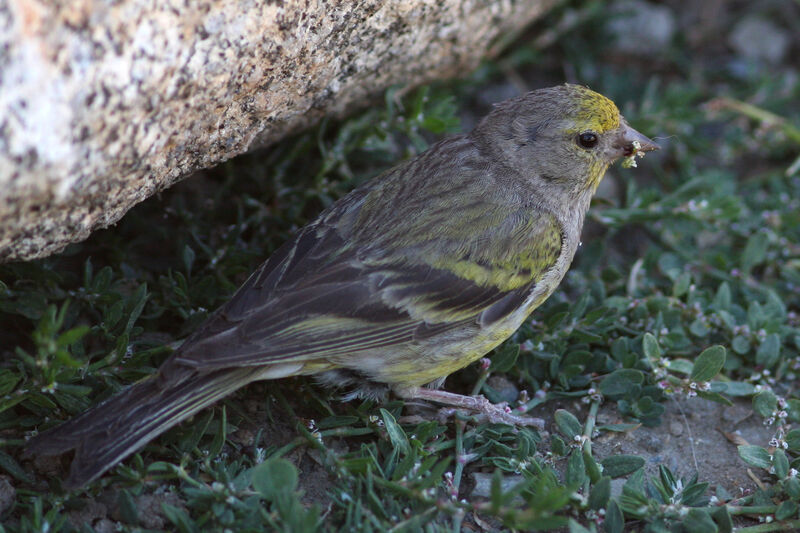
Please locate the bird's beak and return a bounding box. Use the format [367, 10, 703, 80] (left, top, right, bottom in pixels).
[614, 122, 659, 159]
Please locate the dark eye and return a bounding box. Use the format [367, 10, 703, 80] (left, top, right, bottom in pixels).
[578, 132, 598, 149]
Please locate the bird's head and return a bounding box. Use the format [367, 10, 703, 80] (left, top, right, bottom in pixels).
[473, 84, 658, 195]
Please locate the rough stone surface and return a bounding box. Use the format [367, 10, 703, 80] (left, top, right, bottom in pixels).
[0, 0, 555, 262]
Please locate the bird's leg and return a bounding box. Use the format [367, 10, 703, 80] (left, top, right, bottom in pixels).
[397, 387, 545, 428]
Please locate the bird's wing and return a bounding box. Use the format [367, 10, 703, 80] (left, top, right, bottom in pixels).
[171, 175, 563, 371]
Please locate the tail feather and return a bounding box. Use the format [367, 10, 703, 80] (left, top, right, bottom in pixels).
[26, 367, 256, 488]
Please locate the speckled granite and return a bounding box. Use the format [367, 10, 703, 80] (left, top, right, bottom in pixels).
[0, 0, 554, 261]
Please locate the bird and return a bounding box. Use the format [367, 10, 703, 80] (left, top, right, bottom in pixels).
[26, 84, 658, 488]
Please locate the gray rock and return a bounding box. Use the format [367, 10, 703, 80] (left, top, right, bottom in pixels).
[0, 0, 556, 261]
[471, 472, 526, 499]
[608, 1, 677, 55]
[729, 16, 789, 64]
[486, 375, 521, 404]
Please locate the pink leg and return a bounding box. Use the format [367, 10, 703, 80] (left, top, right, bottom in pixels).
[398, 388, 544, 428]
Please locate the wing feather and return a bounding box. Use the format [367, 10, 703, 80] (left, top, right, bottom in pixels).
[170, 149, 564, 373]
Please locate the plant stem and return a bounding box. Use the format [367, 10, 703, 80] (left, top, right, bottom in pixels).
[727, 505, 777, 515]
[732, 519, 800, 532]
[582, 400, 600, 494]
[714, 97, 800, 144]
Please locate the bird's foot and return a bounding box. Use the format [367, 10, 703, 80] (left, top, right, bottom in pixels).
[398, 387, 544, 428]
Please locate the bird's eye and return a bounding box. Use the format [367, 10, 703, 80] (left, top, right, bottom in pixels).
[578, 132, 598, 149]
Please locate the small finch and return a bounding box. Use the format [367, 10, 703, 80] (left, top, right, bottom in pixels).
[27, 84, 658, 487]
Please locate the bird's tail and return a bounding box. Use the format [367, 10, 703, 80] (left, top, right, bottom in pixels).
[25, 367, 257, 488]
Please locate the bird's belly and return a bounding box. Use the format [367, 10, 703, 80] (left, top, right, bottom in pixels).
[319, 261, 568, 390]
[370, 266, 565, 388]
[355, 311, 530, 389]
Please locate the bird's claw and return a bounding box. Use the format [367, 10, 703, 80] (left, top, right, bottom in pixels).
[434, 395, 544, 428]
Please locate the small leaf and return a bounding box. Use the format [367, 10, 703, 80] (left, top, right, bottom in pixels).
[182, 245, 196, 277]
[601, 455, 644, 478]
[566, 450, 586, 486]
[747, 302, 764, 329]
[731, 335, 750, 354]
[572, 328, 603, 343]
[642, 333, 661, 359]
[208, 406, 227, 458]
[752, 390, 777, 418]
[589, 476, 611, 510]
[124, 284, 148, 335]
[0, 370, 19, 396]
[568, 520, 592, 533]
[713, 282, 731, 311]
[685, 508, 717, 533]
[681, 481, 710, 506]
[773, 449, 789, 479]
[27, 392, 57, 409]
[161, 503, 197, 533]
[691, 346, 725, 382]
[755, 333, 780, 368]
[0, 450, 32, 483]
[554, 409, 582, 441]
[711, 381, 754, 396]
[92, 266, 113, 292]
[252, 458, 298, 500]
[787, 429, 800, 453]
[54, 349, 82, 369]
[491, 343, 520, 373]
[599, 369, 645, 397]
[551, 435, 567, 456]
[340, 457, 374, 475]
[584, 449, 602, 483]
[610, 338, 630, 363]
[380, 408, 410, 455]
[672, 273, 692, 297]
[56, 325, 90, 347]
[764, 290, 786, 320]
[689, 318, 710, 337]
[737, 445, 771, 469]
[490, 469, 504, 508]
[776, 501, 797, 521]
[786, 477, 800, 499]
[604, 499, 624, 533]
[696, 391, 733, 406]
[666, 359, 694, 375]
[710, 505, 733, 533]
[0, 395, 25, 415]
[742, 233, 768, 274]
[117, 489, 139, 524]
[658, 253, 682, 280]
[316, 416, 360, 429]
[104, 300, 124, 329]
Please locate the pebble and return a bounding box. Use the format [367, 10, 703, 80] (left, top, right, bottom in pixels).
[471, 472, 524, 499]
[486, 375, 520, 404]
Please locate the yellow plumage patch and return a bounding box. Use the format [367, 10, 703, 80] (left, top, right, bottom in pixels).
[568, 84, 620, 133]
[434, 259, 532, 292]
[431, 213, 562, 292]
[381, 325, 517, 387]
